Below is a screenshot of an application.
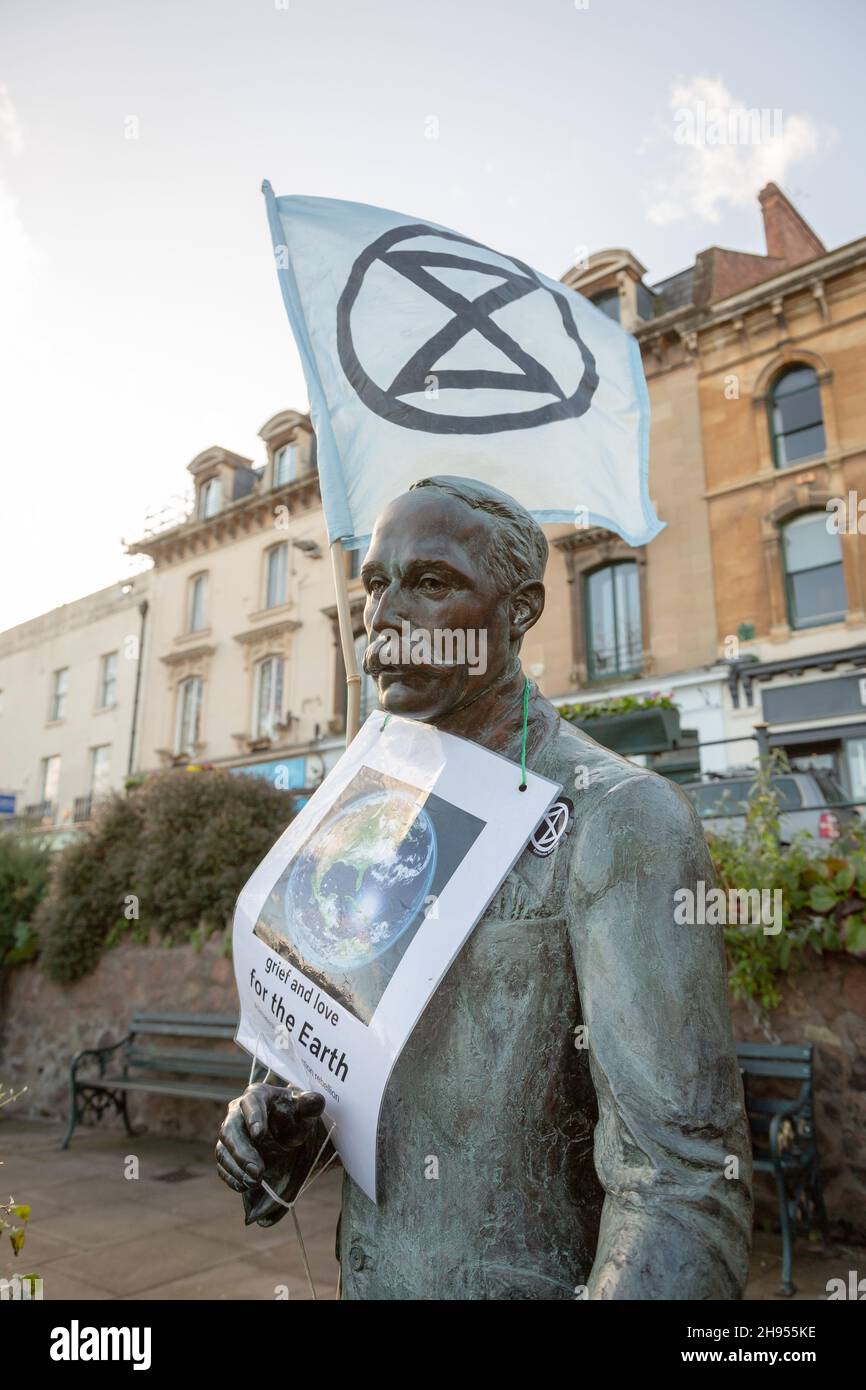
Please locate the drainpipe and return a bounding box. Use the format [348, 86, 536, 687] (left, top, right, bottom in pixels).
[127, 599, 149, 779]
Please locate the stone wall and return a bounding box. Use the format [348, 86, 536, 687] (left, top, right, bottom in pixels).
[0, 938, 240, 1143]
[731, 953, 866, 1241]
[2, 941, 864, 1237]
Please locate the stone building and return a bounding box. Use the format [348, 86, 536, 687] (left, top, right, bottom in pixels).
[124, 410, 375, 795]
[559, 183, 866, 796]
[0, 573, 150, 832]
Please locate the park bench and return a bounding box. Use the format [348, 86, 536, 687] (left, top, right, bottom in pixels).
[737, 1041, 829, 1296]
[62, 1012, 249, 1149]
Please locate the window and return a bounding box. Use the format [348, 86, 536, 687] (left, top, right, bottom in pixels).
[347, 548, 362, 581]
[354, 631, 378, 722]
[197, 476, 222, 519]
[99, 652, 118, 708]
[265, 543, 289, 609]
[50, 668, 69, 721]
[90, 744, 112, 797]
[770, 366, 826, 468]
[253, 655, 284, 740]
[590, 289, 620, 323]
[175, 676, 203, 755]
[41, 754, 61, 805]
[188, 573, 208, 632]
[782, 512, 847, 629]
[584, 562, 642, 679]
[274, 443, 298, 487]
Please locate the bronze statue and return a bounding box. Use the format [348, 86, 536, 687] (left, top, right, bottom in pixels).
[216, 476, 752, 1299]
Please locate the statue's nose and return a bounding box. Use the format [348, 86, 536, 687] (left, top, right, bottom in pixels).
[369, 582, 409, 635]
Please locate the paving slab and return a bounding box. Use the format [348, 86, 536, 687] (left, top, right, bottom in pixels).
[3, 1119, 864, 1303]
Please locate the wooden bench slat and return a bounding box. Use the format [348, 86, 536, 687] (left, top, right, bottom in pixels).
[131, 1012, 238, 1026]
[93, 1078, 242, 1100]
[736, 1043, 812, 1061]
[739, 1060, 812, 1079]
[129, 1022, 238, 1040]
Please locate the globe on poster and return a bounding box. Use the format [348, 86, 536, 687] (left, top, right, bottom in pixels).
[283, 787, 438, 971]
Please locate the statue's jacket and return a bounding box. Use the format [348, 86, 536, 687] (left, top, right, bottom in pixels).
[278, 716, 753, 1300]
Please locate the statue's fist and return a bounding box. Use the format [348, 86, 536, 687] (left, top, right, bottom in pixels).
[215, 1083, 325, 1223]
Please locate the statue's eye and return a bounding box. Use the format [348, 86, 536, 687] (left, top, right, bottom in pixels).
[418, 575, 447, 595]
[366, 575, 386, 598]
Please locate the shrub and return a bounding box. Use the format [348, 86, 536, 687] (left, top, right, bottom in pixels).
[707, 754, 866, 1008]
[34, 770, 295, 984]
[133, 770, 295, 942]
[36, 793, 145, 983]
[0, 834, 51, 966]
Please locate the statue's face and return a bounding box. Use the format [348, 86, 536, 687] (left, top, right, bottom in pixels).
[361, 490, 518, 722]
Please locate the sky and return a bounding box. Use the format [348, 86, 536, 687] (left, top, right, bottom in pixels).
[2, 0, 864, 629]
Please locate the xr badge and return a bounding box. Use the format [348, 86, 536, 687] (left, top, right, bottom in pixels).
[528, 798, 574, 858]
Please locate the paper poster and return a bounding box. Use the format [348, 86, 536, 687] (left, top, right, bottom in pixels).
[233, 710, 560, 1202]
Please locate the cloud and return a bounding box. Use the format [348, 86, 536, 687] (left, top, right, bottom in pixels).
[0, 82, 24, 156]
[644, 76, 820, 226]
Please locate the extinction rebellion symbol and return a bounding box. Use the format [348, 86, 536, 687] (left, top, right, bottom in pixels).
[528, 798, 574, 858]
[336, 224, 599, 435]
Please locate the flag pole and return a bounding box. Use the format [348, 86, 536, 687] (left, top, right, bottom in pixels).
[330, 538, 361, 745]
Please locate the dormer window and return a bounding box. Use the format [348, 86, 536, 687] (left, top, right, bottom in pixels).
[590, 289, 620, 323]
[197, 476, 222, 519]
[274, 443, 298, 487]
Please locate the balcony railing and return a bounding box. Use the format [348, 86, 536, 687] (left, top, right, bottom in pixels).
[73, 795, 93, 824]
[23, 801, 54, 823]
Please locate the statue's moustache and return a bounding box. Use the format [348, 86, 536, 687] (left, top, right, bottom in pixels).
[364, 634, 457, 677]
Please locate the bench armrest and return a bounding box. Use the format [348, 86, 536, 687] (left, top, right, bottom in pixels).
[768, 1096, 814, 1166]
[70, 1035, 132, 1081]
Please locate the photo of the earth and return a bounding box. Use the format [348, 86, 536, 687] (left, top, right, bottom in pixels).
[254, 765, 485, 1024]
[283, 787, 437, 970]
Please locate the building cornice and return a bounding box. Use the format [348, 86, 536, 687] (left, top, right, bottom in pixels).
[126, 473, 321, 566]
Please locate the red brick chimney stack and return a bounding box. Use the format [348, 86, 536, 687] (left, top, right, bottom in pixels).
[759, 182, 825, 269]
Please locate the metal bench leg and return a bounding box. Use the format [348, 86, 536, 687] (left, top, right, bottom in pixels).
[774, 1170, 796, 1297]
[61, 1084, 80, 1151]
[120, 1090, 137, 1139]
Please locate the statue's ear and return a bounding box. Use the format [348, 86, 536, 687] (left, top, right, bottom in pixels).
[510, 580, 545, 639]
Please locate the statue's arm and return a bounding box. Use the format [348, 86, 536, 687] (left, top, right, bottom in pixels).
[568, 771, 753, 1299]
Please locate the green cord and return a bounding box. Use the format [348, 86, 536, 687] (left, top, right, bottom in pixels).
[382, 683, 529, 791]
[519, 675, 530, 791]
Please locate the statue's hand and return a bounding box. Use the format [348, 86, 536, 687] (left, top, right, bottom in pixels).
[216, 1082, 326, 1225]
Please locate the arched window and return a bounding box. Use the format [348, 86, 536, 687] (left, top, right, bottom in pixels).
[197, 476, 222, 519]
[770, 366, 826, 468]
[175, 676, 203, 755]
[253, 655, 284, 740]
[264, 542, 289, 609]
[584, 561, 641, 680]
[187, 573, 208, 633]
[273, 443, 298, 487]
[782, 513, 846, 629]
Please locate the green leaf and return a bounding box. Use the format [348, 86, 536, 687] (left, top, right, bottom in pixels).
[808, 884, 838, 913]
[11, 1204, 30, 1223]
[9, 1227, 25, 1256]
[844, 916, 866, 954]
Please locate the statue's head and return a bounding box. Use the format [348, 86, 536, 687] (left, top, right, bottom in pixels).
[361, 475, 547, 721]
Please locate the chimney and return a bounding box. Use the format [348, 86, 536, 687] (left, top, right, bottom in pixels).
[759, 183, 825, 270]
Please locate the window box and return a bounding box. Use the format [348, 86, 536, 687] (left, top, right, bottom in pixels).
[569, 705, 681, 756]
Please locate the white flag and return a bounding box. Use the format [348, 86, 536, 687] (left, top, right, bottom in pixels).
[263, 183, 662, 550]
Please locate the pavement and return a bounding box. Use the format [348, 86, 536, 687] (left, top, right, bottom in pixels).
[1, 1118, 862, 1301]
